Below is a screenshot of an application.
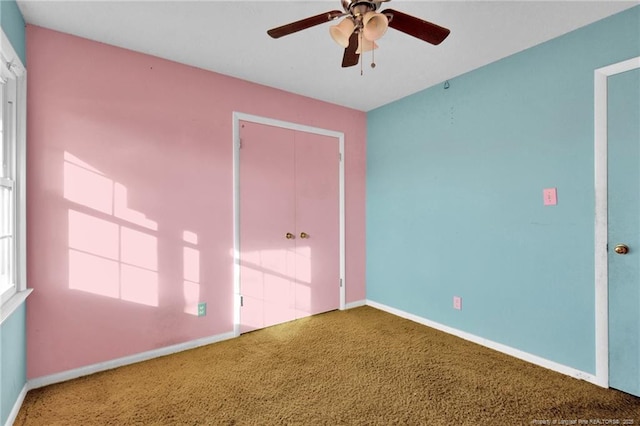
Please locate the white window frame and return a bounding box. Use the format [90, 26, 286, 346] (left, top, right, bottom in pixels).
[1, 73, 17, 302]
[0, 28, 30, 325]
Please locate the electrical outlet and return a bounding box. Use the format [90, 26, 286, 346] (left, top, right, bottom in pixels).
[197, 302, 207, 317]
[453, 296, 462, 310]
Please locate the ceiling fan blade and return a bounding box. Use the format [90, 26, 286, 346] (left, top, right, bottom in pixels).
[384, 9, 450, 45]
[268, 10, 343, 39]
[342, 32, 360, 68]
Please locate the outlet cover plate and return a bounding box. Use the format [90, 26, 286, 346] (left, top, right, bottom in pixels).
[197, 302, 207, 317]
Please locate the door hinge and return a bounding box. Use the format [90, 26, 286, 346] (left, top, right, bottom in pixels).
[606, 243, 609, 251]
[340, 278, 343, 288]
[239, 138, 243, 149]
[240, 295, 244, 307]
[339, 152, 342, 161]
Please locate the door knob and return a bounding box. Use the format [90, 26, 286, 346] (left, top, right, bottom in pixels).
[300, 232, 309, 239]
[614, 244, 629, 255]
[285, 232, 295, 239]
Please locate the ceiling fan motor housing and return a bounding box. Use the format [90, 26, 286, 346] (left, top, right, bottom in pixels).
[342, 0, 378, 15]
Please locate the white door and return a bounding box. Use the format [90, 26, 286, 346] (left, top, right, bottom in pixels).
[607, 67, 640, 396]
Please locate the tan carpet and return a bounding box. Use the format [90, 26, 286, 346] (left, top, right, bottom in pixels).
[15, 306, 640, 425]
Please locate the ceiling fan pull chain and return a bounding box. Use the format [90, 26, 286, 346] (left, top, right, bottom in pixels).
[360, 31, 364, 76]
[371, 44, 376, 69]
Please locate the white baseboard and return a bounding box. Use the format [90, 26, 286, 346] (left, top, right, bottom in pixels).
[365, 299, 601, 387]
[4, 383, 28, 426]
[344, 299, 366, 309]
[27, 331, 235, 390]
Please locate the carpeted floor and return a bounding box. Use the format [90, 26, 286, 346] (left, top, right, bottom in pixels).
[15, 306, 640, 425]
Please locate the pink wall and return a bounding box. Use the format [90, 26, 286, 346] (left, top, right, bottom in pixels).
[26, 25, 366, 379]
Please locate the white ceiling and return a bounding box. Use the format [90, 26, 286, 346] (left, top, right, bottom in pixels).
[16, 0, 639, 111]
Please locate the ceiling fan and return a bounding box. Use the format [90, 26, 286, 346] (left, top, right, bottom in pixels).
[267, 0, 451, 68]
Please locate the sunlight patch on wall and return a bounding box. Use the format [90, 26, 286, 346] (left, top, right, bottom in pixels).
[68, 210, 119, 260]
[121, 263, 158, 307]
[183, 247, 200, 283]
[121, 226, 158, 271]
[67, 210, 159, 307]
[69, 249, 120, 299]
[183, 231, 201, 316]
[64, 152, 103, 174]
[65, 152, 159, 308]
[183, 231, 198, 245]
[115, 183, 158, 231]
[183, 281, 200, 316]
[64, 157, 113, 215]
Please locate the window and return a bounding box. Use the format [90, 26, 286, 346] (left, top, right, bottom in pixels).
[0, 76, 16, 303]
[1, 29, 28, 321]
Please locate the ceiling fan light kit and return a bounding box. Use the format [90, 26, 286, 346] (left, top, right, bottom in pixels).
[361, 11, 389, 41]
[329, 17, 356, 48]
[267, 0, 451, 69]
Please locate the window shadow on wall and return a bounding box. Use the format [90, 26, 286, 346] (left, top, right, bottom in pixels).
[64, 152, 200, 314]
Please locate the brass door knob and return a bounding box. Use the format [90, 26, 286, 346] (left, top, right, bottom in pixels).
[614, 244, 629, 255]
[300, 232, 309, 239]
[285, 232, 294, 239]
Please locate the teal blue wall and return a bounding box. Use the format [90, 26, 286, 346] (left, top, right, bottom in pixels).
[0, 305, 27, 425]
[367, 6, 640, 375]
[1, 0, 26, 64]
[0, 3, 27, 424]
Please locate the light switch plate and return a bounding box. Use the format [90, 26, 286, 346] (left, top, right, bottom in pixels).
[543, 188, 557, 206]
[453, 296, 462, 310]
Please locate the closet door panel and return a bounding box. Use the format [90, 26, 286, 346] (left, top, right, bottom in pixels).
[294, 131, 340, 317]
[239, 121, 296, 332]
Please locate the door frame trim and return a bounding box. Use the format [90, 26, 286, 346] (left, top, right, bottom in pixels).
[232, 112, 346, 336]
[594, 56, 640, 388]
